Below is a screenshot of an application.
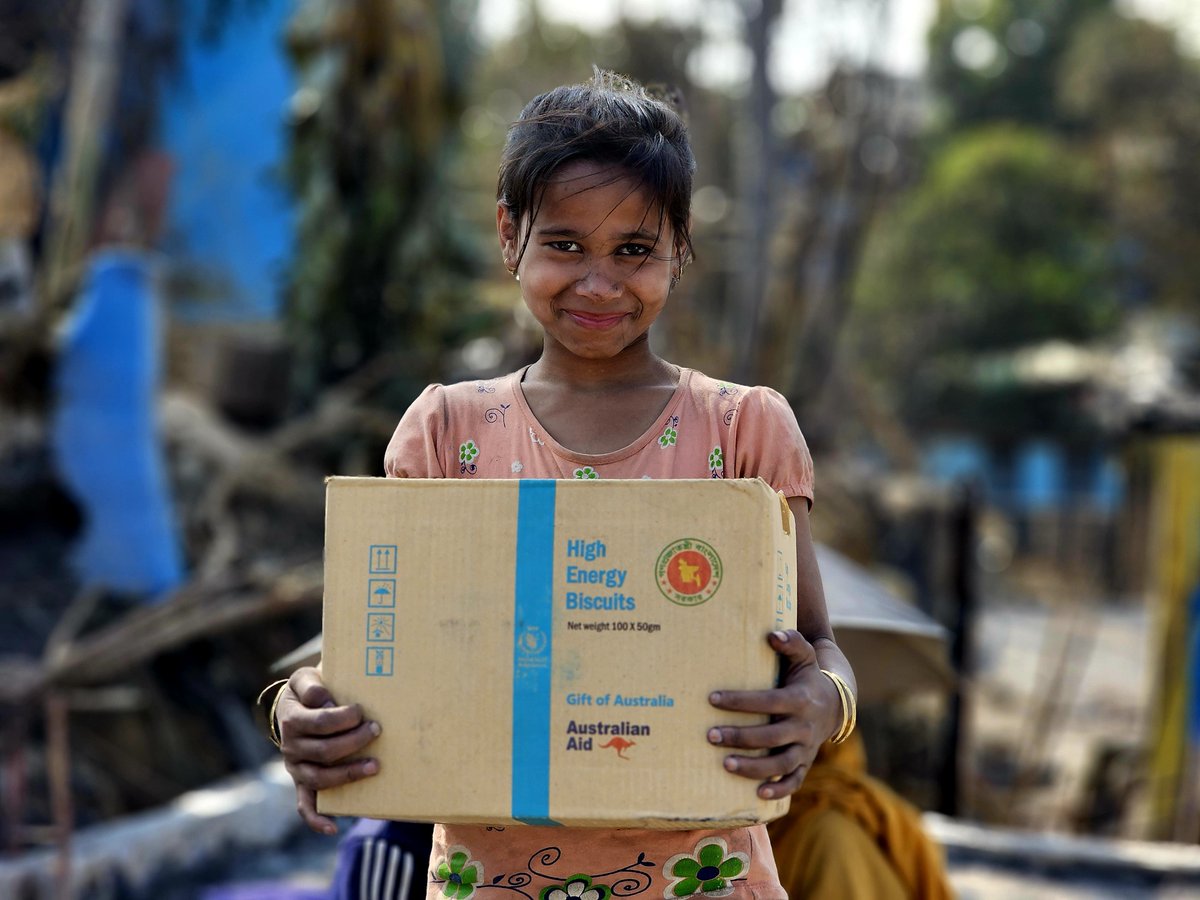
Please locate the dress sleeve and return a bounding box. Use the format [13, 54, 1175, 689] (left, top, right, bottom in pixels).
[383, 384, 447, 478]
[729, 385, 815, 505]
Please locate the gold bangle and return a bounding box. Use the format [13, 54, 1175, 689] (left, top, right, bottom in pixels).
[820, 669, 857, 744]
[834, 672, 857, 743]
[256, 678, 289, 749]
[825, 671, 853, 744]
[821, 670, 849, 742]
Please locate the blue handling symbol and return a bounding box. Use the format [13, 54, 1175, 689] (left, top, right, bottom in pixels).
[369, 544, 397, 574]
[365, 646, 394, 676]
[367, 613, 394, 642]
[367, 579, 396, 607]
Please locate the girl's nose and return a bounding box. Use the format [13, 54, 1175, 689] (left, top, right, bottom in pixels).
[575, 266, 623, 301]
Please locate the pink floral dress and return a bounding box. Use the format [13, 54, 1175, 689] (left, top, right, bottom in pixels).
[384, 366, 814, 900]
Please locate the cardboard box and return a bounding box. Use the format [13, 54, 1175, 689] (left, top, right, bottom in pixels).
[318, 477, 797, 828]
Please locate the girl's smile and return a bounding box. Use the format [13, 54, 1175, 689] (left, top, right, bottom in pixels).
[563, 310, 629, 330]
[498, 159, 679, 368]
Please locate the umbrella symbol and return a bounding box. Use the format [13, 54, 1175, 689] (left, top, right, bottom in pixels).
[368, 579, 396, 607]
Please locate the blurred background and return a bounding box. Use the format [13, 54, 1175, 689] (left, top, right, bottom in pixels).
[4, 0, 1200, 897]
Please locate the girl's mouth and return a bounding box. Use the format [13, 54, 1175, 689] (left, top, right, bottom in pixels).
[564, 310, 628, 329]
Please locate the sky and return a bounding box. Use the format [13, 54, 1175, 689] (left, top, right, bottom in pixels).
[476, 0, 1200, 94]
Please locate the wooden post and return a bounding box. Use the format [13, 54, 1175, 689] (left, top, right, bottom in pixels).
[45, 691, 73, 899]
[731, 0, 782, 383]
[1, 713, 29, 853]
[939, 483, 979, 817]
[38, 0, 129, 317]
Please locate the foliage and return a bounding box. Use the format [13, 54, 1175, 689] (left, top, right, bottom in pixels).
[926, 0, 1111, 131]
[850, 124, 1117, 433]
[1058, 10, 1200, 312]
[283, 0, 493, 407]
[846, 1, 1200, 445]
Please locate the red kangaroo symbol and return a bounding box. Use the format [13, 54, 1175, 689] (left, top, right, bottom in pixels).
[600, 737, 636, 759]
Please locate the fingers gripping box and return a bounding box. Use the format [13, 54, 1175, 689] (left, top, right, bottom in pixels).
[318, 477, 797, 828]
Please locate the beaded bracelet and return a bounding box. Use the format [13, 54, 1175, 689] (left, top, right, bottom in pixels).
[820, 669, 857, 744]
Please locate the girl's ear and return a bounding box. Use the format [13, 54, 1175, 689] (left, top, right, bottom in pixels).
[497, 201, 519, 268]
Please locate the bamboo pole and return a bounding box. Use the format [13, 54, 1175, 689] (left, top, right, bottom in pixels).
[45, 692, 72, 899]
[38, 0, 129, 317]
[1, 714, 29, 853]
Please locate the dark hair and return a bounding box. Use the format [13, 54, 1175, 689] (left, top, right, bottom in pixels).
[497, 69, 696, 270]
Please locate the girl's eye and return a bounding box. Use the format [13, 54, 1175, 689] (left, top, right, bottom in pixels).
[548, 240, 581, 253]
[616, 244, 652, 257]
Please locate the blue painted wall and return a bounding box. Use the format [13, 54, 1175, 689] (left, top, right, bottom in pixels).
[923, 435, 1124, 514]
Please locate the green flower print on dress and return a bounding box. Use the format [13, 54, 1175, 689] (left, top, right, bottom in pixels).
[573, 466, 599, 479]
[436, 847, 483, 899]
[663, 838, 748, 898]
[657, 415, 680, 448]
[539, 873, 612, 900]
[708, 446, 724, 478]
[460, 440, 480, 475]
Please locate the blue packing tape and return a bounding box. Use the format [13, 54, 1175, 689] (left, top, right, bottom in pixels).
[511, 480, 559, 825]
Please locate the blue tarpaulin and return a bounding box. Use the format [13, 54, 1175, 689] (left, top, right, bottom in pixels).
[51, 250, 185, 600]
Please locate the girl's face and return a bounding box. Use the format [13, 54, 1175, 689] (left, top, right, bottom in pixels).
[498, 160, 678, 364]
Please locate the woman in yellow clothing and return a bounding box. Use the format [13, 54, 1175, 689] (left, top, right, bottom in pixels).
[768, 734, 955, 900]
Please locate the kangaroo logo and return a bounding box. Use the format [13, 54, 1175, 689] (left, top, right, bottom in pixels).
[600, 737, 636, 760]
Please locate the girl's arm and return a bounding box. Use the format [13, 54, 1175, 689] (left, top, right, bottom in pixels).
[791, 495, 857, 712]
[706, 497, 856, 800]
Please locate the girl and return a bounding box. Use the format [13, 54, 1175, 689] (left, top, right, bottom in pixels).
[276, 70, 856, 900]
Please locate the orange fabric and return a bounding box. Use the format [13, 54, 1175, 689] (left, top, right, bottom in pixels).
[384, 367, 814, 503]
[768, 736, 954, 899]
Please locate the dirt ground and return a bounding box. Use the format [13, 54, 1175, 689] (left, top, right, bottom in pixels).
[948, 861, 1198, 899]
[965, 577, 1153, 837]
[937, 566, 1200, 898]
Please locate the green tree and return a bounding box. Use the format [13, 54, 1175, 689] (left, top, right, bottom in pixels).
[850, 124, 1117, 433]
[1058, 10, 1200, 312]
[926, 0, 1110, 131]
[284, 0, 491, 406]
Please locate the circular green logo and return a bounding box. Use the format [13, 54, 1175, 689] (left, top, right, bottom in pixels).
[656, 538, 722, 606]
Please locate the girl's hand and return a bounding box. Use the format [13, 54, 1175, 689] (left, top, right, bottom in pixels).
[277, 666, 382, 834]
[706, 629, 842, 800]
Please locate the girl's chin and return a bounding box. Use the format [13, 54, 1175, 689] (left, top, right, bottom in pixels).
[559, 340, 650, 362]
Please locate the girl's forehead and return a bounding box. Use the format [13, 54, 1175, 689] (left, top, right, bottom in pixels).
[534, 160, 663, 230]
